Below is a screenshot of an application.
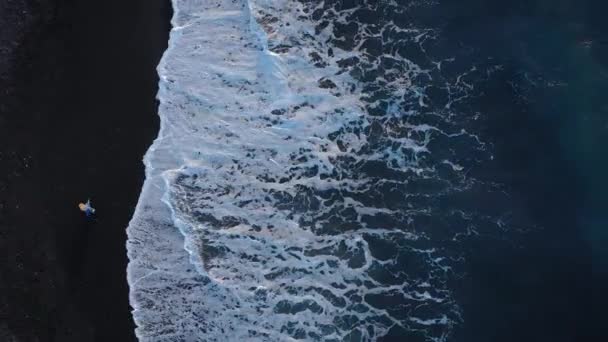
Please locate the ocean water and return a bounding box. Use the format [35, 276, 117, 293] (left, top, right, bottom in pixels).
[126, 0, 605, 341]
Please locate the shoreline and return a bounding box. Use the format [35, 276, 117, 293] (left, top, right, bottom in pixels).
[1, 0, 171, 340]
[2, 1, 606, 341]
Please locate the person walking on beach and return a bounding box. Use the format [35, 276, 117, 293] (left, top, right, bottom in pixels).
[78, 199, 96, 217]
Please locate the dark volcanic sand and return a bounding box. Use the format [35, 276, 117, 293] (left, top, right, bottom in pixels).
[1, 0, 171, 341]
[2, 1, 607, 342]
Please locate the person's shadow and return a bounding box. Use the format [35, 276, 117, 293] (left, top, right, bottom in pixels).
[66, 215, 96, 287]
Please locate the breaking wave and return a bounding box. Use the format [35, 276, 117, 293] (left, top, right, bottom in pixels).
[127, 0, 511, 341]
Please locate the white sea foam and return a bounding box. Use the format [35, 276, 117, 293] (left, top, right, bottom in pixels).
[126, 0, 498, 341]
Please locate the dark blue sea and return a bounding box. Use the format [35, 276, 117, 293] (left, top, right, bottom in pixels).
[127, 1, 608, 341]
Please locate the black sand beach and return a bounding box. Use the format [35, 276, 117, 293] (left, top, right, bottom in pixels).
[1, 0, 171, 340]
[2, 0, 608, 342]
